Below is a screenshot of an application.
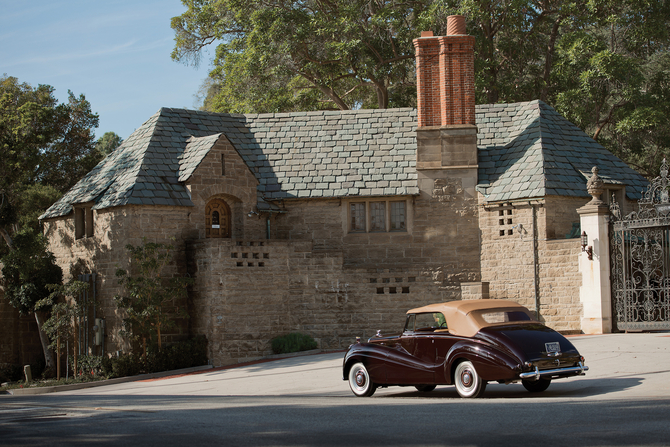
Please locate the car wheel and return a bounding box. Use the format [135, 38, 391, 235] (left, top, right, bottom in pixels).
[415, 385, 437, 392]
[454, 360, 487, 398]
[348, 362, 376, 397]
[522, 378, 551, 393]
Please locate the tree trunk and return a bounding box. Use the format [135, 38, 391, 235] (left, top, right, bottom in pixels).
[34, 311, 55, 376]
[375, 84, 389, 109]
[73, 320, 78, 377]
[0, 226, 13, 248]
[57, 335, 61, 381]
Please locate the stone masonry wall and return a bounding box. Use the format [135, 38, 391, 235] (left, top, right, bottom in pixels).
[538, 239, 583, 331]
[545, 196, 590, 239]
[479, 199, 583, 331]
[42, 129, 485, 365]
[43, 205, 196, 355]
[187, 238, 455, 366]
[186, 164, 482, 364]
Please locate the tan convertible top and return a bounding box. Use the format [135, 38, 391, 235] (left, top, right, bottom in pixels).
[407, 299, 538, 337]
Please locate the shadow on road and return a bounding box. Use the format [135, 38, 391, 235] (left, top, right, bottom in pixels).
[2, 393, 669, 446]
[373, 376, 643, 400]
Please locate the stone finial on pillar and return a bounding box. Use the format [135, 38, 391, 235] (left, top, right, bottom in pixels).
[577, 165, 612, 334]
[586, 166, 605, 205]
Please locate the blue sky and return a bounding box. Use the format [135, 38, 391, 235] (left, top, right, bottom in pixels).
[1, 0, 211, 140]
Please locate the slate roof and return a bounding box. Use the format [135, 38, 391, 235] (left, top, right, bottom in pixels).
[40, 100, 648, 220]
[476, 100, 648, 202]
[41, 108, 419, 219]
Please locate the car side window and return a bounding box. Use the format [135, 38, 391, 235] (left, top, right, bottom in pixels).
[404, 314, 416, 332]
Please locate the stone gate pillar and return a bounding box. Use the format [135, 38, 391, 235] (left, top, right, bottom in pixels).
[577, 167, 612, 334]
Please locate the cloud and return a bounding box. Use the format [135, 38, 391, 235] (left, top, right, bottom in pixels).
[3, 37, 174, 69]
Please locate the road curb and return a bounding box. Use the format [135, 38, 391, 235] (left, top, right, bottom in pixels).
[6, 365, 214, 396]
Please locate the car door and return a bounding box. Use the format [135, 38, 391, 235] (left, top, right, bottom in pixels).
[385, 313, 436, 384]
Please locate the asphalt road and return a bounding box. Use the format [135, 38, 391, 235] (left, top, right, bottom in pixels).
[1, 333, 669, 446]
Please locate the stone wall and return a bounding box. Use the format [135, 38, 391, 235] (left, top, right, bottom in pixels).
[538, 239, 583, 331]
[187, 238, 454, 366]
[43, 205, 196, 355]
[479, 199, 583, 331]
[0, 286, 43, 367]
[545, 196, 590, 239]
[184, 177, 482, 365]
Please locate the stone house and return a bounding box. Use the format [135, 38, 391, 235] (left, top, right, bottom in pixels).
[22, 17, 648, 366]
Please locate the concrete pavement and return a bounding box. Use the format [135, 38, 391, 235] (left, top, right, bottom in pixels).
[38, 332, 670, 400]
[2, 333, 669, 446]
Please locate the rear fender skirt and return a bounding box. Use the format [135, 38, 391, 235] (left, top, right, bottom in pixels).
[444, 342, 520, 383]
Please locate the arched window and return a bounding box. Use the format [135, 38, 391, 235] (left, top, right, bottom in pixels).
[205, 199, 231, 238]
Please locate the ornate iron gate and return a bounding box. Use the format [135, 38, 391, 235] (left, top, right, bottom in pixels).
[610, 160, 670, 331]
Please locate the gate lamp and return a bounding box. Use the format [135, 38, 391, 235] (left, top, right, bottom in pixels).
[581, 231, 593, 260]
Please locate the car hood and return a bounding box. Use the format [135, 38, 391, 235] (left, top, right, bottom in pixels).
[477, 324, 580, 361]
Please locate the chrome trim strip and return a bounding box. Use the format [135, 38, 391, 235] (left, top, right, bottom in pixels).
[519, 362, 589, 380]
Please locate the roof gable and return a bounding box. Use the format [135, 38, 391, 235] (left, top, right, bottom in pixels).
[178, 133, 222, 182]
[476, 100, 648, 203]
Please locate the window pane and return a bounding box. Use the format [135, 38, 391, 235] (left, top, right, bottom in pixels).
[370, 202, 386, 231]
[350, 203, 365, 231]
[390, 201, 406, 231]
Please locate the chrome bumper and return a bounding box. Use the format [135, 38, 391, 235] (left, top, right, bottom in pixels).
[519, 362, 588, 380]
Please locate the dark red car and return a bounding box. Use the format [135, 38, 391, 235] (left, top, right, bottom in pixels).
[343, 299, 588, 398]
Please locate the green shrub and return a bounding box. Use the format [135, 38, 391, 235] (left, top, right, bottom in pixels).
[70, 355, 104, 378]
[101, 336, 208, 379]
[271, 333, 318, 354]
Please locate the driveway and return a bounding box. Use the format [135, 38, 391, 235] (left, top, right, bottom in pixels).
[1, 333, 669, 446]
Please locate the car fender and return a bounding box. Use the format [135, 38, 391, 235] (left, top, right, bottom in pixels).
[343, 342, 390, 383]
[444, 340, 521, 382]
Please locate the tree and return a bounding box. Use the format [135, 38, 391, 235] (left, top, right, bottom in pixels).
[114, 240, 192, 356]
[95, 131, 123, 157]
[0, 75, 100, 375]
[40, 280, 91, 380]
[172, 0, 429, 112]
[0, 228, 63, 374]
[0, 75, 101, 249]
[551, 0, 670, 177]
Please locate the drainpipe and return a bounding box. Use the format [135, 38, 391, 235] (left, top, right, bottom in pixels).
[530, 202, 540, 319]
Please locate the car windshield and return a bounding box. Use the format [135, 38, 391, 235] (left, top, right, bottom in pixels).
[478, 310, 532, 324]
[406, 312, 447, 331]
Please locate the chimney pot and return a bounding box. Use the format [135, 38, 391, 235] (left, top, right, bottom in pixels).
[421, 31, 434, 38]
[446, 15, 466, 35]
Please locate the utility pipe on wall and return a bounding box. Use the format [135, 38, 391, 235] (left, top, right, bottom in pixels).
[530, 202, 540, 320]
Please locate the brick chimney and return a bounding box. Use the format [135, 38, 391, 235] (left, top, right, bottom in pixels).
[414, 15, 475, 127]
[414, 15, 477, 170]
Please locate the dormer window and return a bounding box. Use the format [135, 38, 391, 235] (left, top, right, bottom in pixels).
[74, 205, 94, 239]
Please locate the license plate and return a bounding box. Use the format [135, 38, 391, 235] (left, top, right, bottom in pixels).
[545, 342, 561, 354]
